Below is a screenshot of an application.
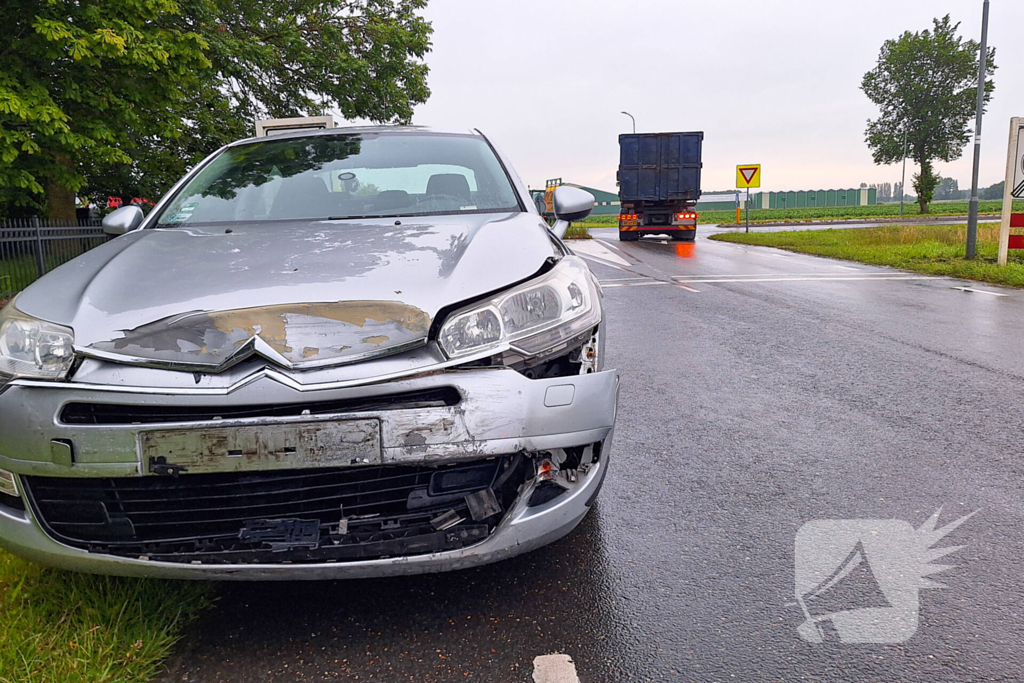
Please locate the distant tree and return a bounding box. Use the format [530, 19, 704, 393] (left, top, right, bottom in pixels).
[894, 181, 903, 201]
[934, 177, 960, 201]
[861, 15, 996, 214]
[868, 181, 892, 200]
[980, 181, 1004, 200]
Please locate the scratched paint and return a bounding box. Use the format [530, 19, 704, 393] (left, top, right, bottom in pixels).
[90, 301, 430, 369]
[140, 419, 383, 474]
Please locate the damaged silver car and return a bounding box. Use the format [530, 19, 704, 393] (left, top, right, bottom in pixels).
[0, 125, 618, 579]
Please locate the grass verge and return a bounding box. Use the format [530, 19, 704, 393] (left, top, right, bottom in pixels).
[563, 222, 592, 239]
[708, 222, 1024, 288]
[698, 199, 1024, 226]
[574, 201, 1024, 228]
[0, 550, 213, 683]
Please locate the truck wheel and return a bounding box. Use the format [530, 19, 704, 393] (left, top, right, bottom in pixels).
[669, 230, 696, 242]
[619, 230, 639, 242]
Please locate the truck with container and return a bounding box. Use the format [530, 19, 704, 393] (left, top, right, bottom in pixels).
[617, 131, 703, 242]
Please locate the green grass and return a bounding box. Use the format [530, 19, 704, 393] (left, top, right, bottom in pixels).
[699, 199, 1024, 226]
[1, 239, 107, 297]
[0, 550, 213, 683]
[563, 222, 593, 239]
[709, 222, 1024, 288]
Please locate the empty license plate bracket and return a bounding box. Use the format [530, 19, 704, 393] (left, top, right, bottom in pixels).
[139, 419, 382, 475]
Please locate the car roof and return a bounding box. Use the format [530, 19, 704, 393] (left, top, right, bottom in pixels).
[228, 125, 484, 148]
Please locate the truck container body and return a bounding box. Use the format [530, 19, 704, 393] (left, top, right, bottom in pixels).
[617, 132, 703, 241]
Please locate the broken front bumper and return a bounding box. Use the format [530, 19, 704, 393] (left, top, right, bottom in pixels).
[0, 364, 618, 579]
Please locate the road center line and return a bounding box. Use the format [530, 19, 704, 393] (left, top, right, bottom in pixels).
[952, 286, 1008, 297]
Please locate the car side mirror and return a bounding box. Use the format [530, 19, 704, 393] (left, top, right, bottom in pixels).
[102, 205, 145, 236]
[550, 186, 595, 239]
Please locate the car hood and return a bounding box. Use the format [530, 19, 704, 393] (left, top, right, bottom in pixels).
[15, 212, 561, 370]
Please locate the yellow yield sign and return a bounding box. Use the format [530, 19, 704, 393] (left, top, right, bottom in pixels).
[736, 164, 761, 189]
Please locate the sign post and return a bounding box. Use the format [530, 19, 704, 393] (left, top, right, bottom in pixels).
[997, 118, 1024, 266]
[736, 165, 761, 233]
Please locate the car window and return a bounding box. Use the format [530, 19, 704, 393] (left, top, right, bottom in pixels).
[154, 133, 521, 226]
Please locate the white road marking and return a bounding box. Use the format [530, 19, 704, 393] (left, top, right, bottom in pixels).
[676, 284, 701, 292]
[671, 272, 919, 281]
[576, 253, 631, 272]
[596, 239, 632, 257]
[602, 280, 670, 288]
[671, 274, 937, 282]
[599, 277, 652, 283]
[953, 286, 1008, 297]
[570, 240, 631, 266]
[532, 654, 580, 683]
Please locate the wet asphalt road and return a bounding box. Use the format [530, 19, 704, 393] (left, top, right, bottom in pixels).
[162, 228, 1024, 682]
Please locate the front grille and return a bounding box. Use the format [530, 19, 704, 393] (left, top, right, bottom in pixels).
[23, 454, 527, 564]
[60, 387, 461, 425]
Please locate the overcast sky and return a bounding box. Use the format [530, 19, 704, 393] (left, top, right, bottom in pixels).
[358, 0, 1023, 195]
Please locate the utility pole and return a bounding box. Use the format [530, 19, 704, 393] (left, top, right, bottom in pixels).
[621, 111, 635, 134]
[900, 124, 909, 217]
[966, 0, 990, 259]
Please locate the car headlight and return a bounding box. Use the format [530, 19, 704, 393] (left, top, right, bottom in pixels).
[439, 256, 601, 360]
[0, 302, 76, 381]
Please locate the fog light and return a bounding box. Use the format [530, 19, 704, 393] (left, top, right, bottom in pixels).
[0, 469, 17, 497]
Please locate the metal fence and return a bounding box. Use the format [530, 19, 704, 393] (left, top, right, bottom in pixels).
[0, 217, 108, 299]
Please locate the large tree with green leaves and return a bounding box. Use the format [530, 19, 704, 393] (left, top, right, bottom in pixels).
[861, 15, 995, 213]
[1, 0, 431, 219]
[0, 0, 210, 219]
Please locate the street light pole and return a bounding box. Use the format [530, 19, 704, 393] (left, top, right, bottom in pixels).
[966, 0, 990, 260]
[900, 124, 908, 217]
[621, 111, 636, 134]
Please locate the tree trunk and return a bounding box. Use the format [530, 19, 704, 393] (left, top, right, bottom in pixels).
[45, 154, 78, 222]
[46, 179, 77, 221]
[918, 197, 929, 214]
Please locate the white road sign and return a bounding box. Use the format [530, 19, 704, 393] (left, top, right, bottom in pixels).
[1014, 122, 1024, 198]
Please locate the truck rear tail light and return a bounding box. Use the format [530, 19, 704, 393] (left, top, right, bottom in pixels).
[619, 213, 641, 226]
[675, 212, 698, 221]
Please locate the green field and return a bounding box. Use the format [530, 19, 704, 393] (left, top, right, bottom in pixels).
[575, 200, 1024, 228]
[709, 222, 1024, 288]
[0, 550, 212, 683]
